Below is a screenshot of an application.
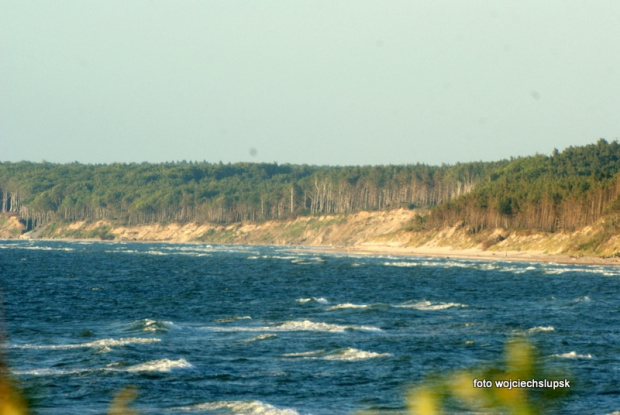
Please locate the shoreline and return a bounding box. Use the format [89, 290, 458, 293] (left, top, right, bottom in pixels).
[302, 244, 620, 266]
[9, 236, 619, 267]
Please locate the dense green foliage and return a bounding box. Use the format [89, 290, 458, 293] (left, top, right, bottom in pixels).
[3, 140, 619, 234]
[0, 160, 500, 229]
[429, 139, 620, 231]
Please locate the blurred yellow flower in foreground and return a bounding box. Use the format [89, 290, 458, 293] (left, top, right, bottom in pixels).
[108, 386, 141, 415]
[0, 376, 28, 415]
[406, 338, 570, 415]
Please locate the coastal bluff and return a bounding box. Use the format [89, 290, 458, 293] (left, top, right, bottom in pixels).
[5, 208, 620, 265]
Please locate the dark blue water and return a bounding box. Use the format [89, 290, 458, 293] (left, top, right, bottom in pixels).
[1, 240, 619, 414]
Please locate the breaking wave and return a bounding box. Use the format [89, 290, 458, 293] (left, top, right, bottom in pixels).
[291, 257, 326, 265]
[280, 350, 326, 358]
[128, 318, 175, 333]
[527, 326, 555, 333]
[326, 303, 370, 311]
[11, 337, 160, 350]
[122, 358, 194, 372]
[0, 244, 75, 252]
[383, 261, 419, 268]
[396, 300, 466, 310]
[13, 367, 97, 376]
[322, 348, 392, 361]
[281, 348, 391, 361]
[173, 400, 299, 414]
[214, 316, 253, 323]
[296, 297, 329, 304]
[202, 320, 381, 333]
[242, 333, 277, 343]
[274, 320, 380, 332]
[551, 351, 593, 359]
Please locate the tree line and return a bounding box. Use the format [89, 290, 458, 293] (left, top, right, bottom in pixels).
[0, 160, 500, 230]
[428, 139, 620, 232]
[4, 140, 618, 234]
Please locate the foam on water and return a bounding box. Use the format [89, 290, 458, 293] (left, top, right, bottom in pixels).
[261, 255, 297, 261]
[203, 320, 381, 333]
[13, 367, 97, 376]
[544, 265, 620, 276]
[128, 318, 175, 333]
[551, 351, 593, 359]
[112, 249, 210, 257]
[0, 244, 75, 252]
[11, 337, 160, 350]
[291, 257, 325, 265]
[280, 348, 391, 361]
[322, 348, 392, 361]
[326, 303, 369, 311]
[274, 320, 381, 332]
[280, 350, 326, 358]
[214, 316, 253, 323]
[384, 258, 549, 275]
[396, 300, 466, 310]
[296, 297, 329, 304]
[243, 334, 277, 343]
[173, 400, 300, 414]
[527, 326, 555, 333]
[383, 261, 419, 268]
[123, 358, 194, 372]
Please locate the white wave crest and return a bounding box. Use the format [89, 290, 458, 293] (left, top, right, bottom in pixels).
[551, 351, 593, 359]
[0, 245, 75, 252]
[397, 300, 466, 310]
[202, 320, 381, 333]
[274, 320, 381, 332]
[384, 261, 419, 267]
[281, 348, 391, 361]
[295, 297, 329, 304]
[173, 400, 299, 414]
[280, 350, 326, 358]
[291, 257, 325, 265]
[323, 348, 392, 361]
[527, 326, 555, 333]
[12, 367, 96, 376]
[242, 334, 277, 343]
[129, 318, 175, 333]
[545, 266, 620, 276]
[11, 337, 161, 350]
[214, 316, 253, 323]
[124, 358, 193, 372]
[326, 303, 369, 311]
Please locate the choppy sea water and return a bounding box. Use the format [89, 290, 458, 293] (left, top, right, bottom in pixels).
[1, 240, 619, 414]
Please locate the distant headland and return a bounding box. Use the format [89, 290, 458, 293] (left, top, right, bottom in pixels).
[2, 139, 620, 264]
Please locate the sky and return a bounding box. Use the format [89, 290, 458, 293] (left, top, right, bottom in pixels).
[2, 1, 620, 166]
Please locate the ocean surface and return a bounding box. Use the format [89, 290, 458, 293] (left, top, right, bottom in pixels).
[1, 240, 619, 414]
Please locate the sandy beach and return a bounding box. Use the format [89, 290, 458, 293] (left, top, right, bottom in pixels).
[315, 243, 620, 266]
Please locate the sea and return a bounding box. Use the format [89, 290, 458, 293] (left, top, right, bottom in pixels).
[1, 240, 619, 414]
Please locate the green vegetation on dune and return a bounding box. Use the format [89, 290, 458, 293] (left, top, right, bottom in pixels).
[3, 140, 620, 258]
[0, 160, 500, 229]
[428, 139, 620, 232]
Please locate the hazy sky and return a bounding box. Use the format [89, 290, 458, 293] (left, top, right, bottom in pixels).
[2, 1, 619, 166]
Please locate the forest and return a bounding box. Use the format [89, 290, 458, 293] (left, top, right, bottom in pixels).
[1, 139, 619, 234]
[428, 139, 620, 232]
[0, 159, 500, 230]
